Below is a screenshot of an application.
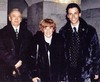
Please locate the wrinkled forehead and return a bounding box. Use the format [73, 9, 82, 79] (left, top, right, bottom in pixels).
[10, 11, 21, 15]
[9, 9, 22, 16]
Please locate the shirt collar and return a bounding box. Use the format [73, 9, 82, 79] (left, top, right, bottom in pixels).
[12, 25, 20, 33]
[71, 22, 79, 32]
[44, 35, 52, 45]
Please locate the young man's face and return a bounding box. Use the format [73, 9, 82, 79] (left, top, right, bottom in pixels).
[9, 10, 22, 28]
[43, 26, 54, 38]
[67, 7, 81, 26]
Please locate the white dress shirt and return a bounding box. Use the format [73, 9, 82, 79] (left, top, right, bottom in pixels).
[12, 25, 20, 33]
[44, 35, 52, 45]
[71, 23, 79, 32]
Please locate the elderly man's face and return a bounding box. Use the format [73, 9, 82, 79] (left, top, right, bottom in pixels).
[9, 10, 22, 28]
[43, 26, 54, 38]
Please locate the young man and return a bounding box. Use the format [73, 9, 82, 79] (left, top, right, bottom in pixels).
[30, 18, 65, 82]
[59, 3, 100, 82]
[0, 8, 33, 82]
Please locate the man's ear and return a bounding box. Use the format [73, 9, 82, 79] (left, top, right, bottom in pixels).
[19, 17, 22, 23]
[9, 16, 11, 21]
[79, 13, 81, 17]
[67, 14, 70, 19]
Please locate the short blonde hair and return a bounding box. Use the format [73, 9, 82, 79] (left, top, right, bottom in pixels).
[39, 18, 56, 32]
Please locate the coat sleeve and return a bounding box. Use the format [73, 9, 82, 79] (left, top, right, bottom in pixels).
[58, 34, 67, 81]
[0, 38, 18, 68]
[90, 29, 100, 75]
[28, 32, 40, 79]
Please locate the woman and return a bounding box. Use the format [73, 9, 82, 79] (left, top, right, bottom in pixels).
[30, 18, 66, 82]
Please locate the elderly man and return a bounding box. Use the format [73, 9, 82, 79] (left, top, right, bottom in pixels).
[0, 8, 33, 82]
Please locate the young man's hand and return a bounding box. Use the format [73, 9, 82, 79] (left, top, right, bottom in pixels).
[94, 75, 99, 80]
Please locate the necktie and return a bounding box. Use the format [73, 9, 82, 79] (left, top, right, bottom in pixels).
[15, 29, 18, 39]
[70, 27, 80, 68]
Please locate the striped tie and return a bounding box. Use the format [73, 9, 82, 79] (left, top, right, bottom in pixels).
[16, 29, 18, 39]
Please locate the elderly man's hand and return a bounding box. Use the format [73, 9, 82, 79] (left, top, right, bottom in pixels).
[15, 60, 22, 69]
[32, 77, 41, 82]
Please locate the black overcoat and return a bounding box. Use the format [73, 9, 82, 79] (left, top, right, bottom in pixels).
[0, 22, 33, 82]
[59, 18, 100, 80]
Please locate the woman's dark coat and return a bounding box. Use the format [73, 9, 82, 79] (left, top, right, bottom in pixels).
[30, 31, 65, 82]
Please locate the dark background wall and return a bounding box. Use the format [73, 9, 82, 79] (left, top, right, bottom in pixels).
[8, 0, 28, 17]
[81, 0, 100, 44]
[8, 0, 100, 44]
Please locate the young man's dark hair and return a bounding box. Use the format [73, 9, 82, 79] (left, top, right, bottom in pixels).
[66, 3, 81, 14]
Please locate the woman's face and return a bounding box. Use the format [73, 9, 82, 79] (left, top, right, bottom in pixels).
[43, 26, 54, 38]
